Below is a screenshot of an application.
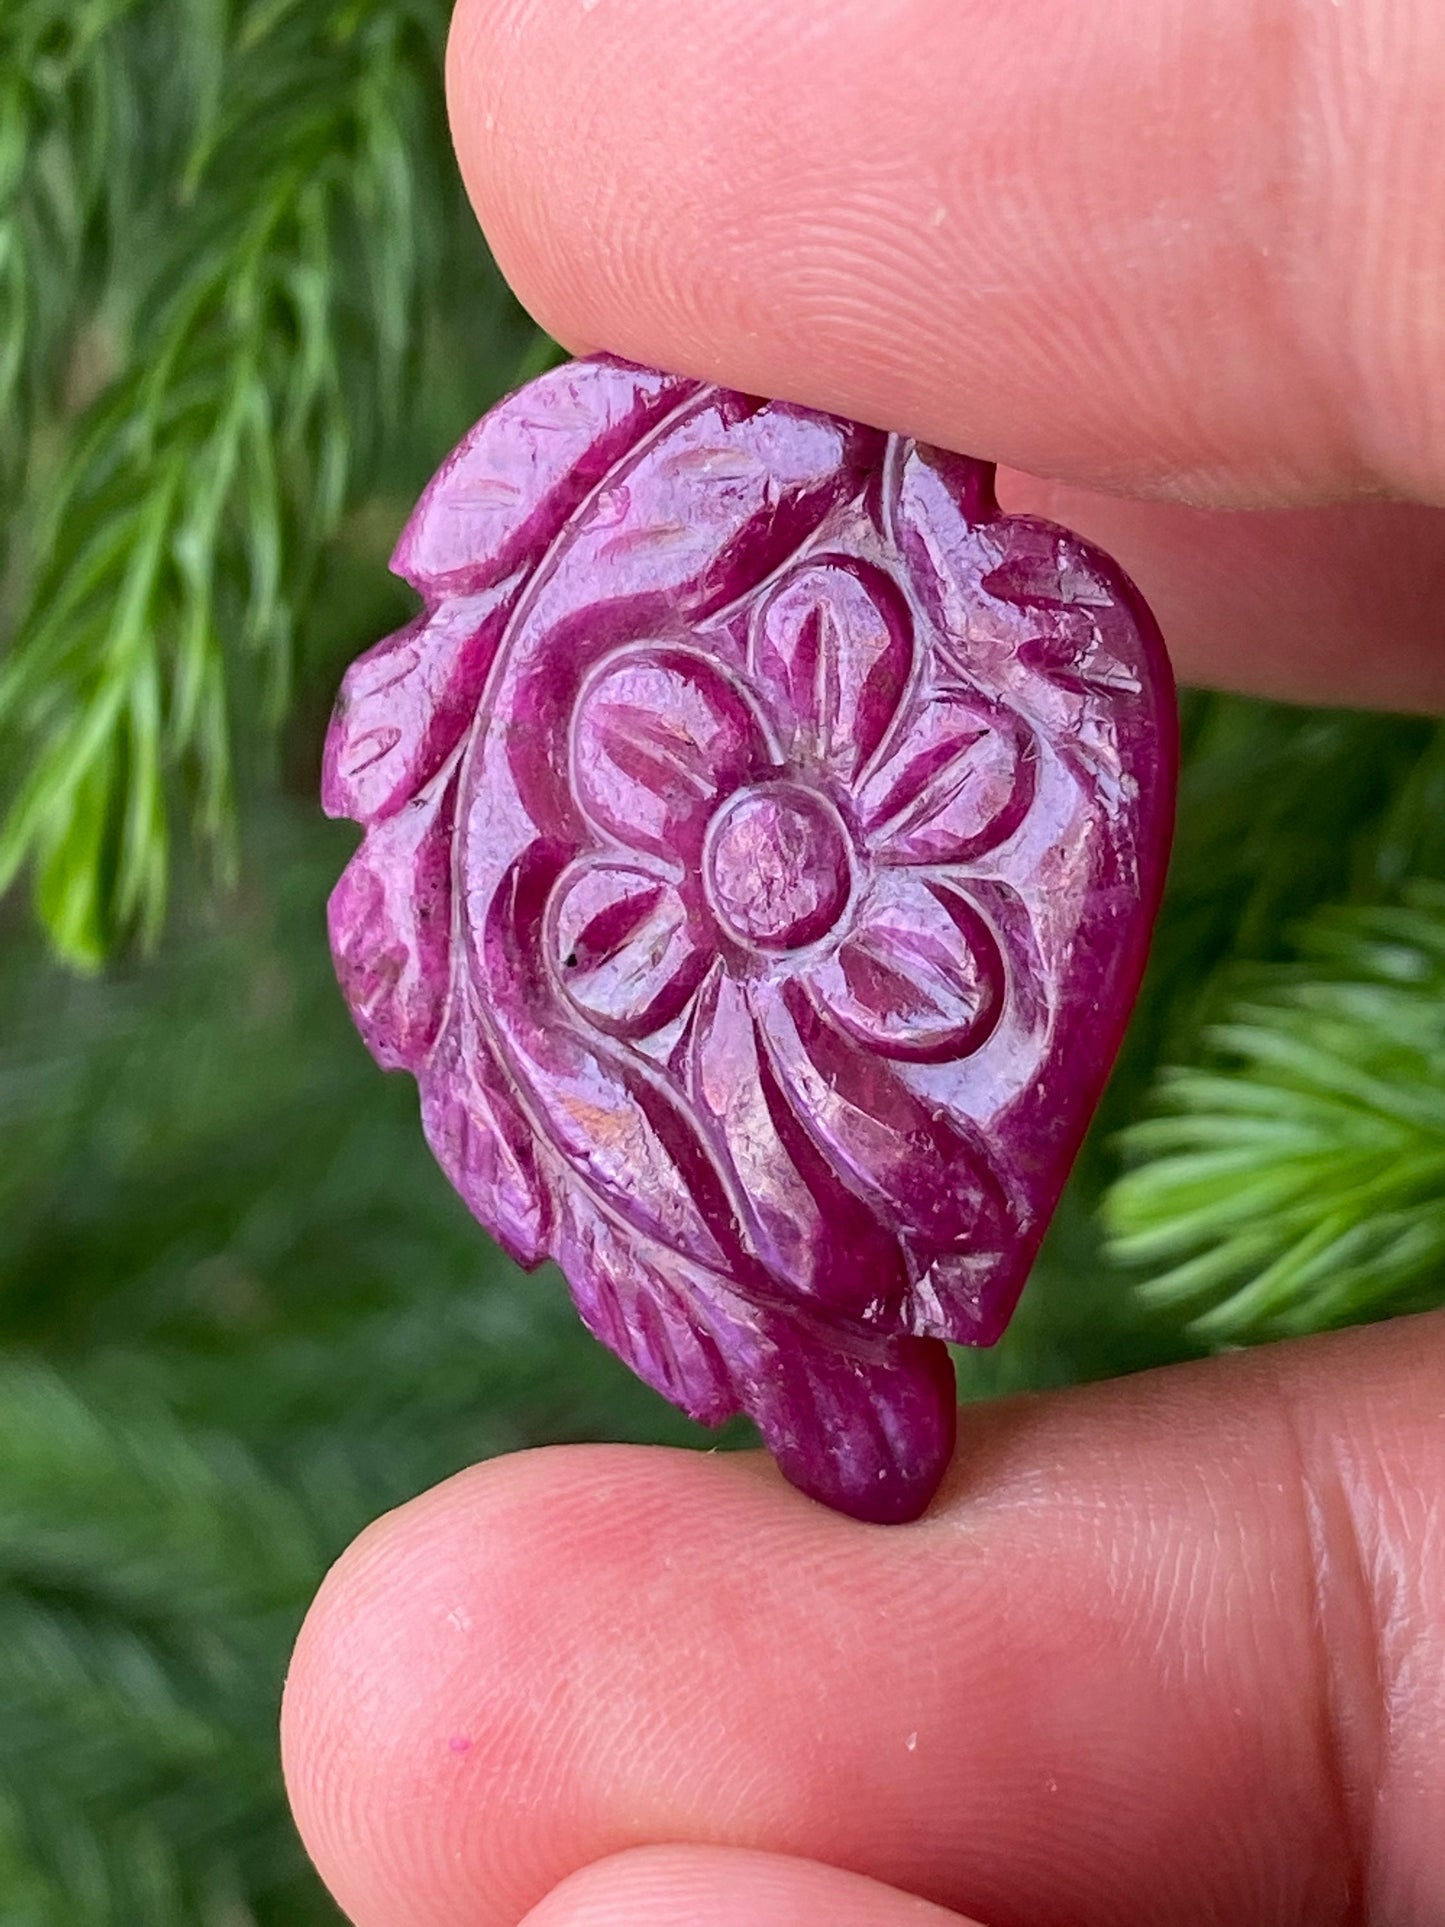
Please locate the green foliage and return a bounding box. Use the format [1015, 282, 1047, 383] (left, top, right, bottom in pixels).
[0, 1, 144, 491]
[1107, 887, 1445, 1343]
[1106, 695, 1445, 1086]
[0, 1360, 320, 1925]
[0, 0, 509, 967]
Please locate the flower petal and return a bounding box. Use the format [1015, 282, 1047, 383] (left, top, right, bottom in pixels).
[549, 860, 707, 1040]
[681, 970, 909, 1322]
[806, 875, 1005, 1063]
[749, 557, 912, 778]
[322, 588, 511, 826]
[858, 689, 1037, 865]
[392, 357, 700, 595]
[572, 645, 768, 857]
[327, 761, 456, 1072]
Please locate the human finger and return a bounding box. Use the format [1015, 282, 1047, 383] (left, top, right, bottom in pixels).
[519, 1845, 978, 1926]
[447, 0, 1445, 507]
[281, 1311, 1445, 1927]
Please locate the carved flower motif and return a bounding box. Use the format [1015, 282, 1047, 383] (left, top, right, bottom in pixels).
[323, 356, 1175, 1522]
[554, 583, 1033, 1066]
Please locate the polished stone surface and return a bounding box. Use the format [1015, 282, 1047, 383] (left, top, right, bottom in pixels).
[324, 355, 1177, 1523]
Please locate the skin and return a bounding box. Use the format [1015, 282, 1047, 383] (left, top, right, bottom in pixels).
[281, 2, 1445, 1921]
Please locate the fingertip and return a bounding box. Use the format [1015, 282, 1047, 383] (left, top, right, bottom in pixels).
[279, 1458, 535, 1927]
[279, 1316, 1445, 1927]
[279, 1447, 593, 1927]
[519, 1844, 974, 1926]
[445, 0, 1445, 502]
[279, 1443, 793, 1927]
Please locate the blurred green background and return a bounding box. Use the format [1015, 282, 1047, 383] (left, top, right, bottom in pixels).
[2, 4, 1444, 1922]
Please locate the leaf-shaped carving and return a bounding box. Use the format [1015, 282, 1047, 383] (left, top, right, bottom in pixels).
[420, 1001, 551, 1267]
[884, 442, 996, 614]
[514, 396, 886, 641]
[560, 1192, 958, 1524]
[556, 1190, 738, 1424]
[482, 844, 753, 1276]
[707, 1291, 960, 1526]
[682, 971, 909, 1323]
[327, 762, 457, 1072]
[393, 358, 701, 595]
[981, 518, 1155, 699]
[981, 520, 1118, 610]
[888, 447, 1168, 729]
[322, 587, 513, 825]
[760, 981, 1013, 1263]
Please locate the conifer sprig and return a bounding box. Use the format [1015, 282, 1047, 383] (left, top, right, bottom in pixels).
[0, 1357, 330, 1923]
[0, 0, 451, 966]
[0, 0, 143, 495]
[1107, 886, 1445, 1340]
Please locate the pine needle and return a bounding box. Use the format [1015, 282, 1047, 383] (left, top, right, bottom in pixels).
[1106, 885, 1445, 1341]
[0, 0, 454, 966]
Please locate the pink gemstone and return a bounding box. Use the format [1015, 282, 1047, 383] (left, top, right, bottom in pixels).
[705, 782, 853, 952]
[324, 355, 1177, 1524]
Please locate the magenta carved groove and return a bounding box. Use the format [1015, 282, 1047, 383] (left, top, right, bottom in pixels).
[323, 355, 1177, 1524]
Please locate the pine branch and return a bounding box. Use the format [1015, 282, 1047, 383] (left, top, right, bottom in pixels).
[0, 0, 457, 967]
[0, 0, 144, 500]
[0, 1355, 331, 1924]
[1106, 885, 1445, 1342]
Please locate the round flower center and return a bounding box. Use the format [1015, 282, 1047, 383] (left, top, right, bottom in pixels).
[704, 782, 851, 951]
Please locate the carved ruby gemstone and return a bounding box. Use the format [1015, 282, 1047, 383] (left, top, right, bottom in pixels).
[323, 355, 1176, 1523]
